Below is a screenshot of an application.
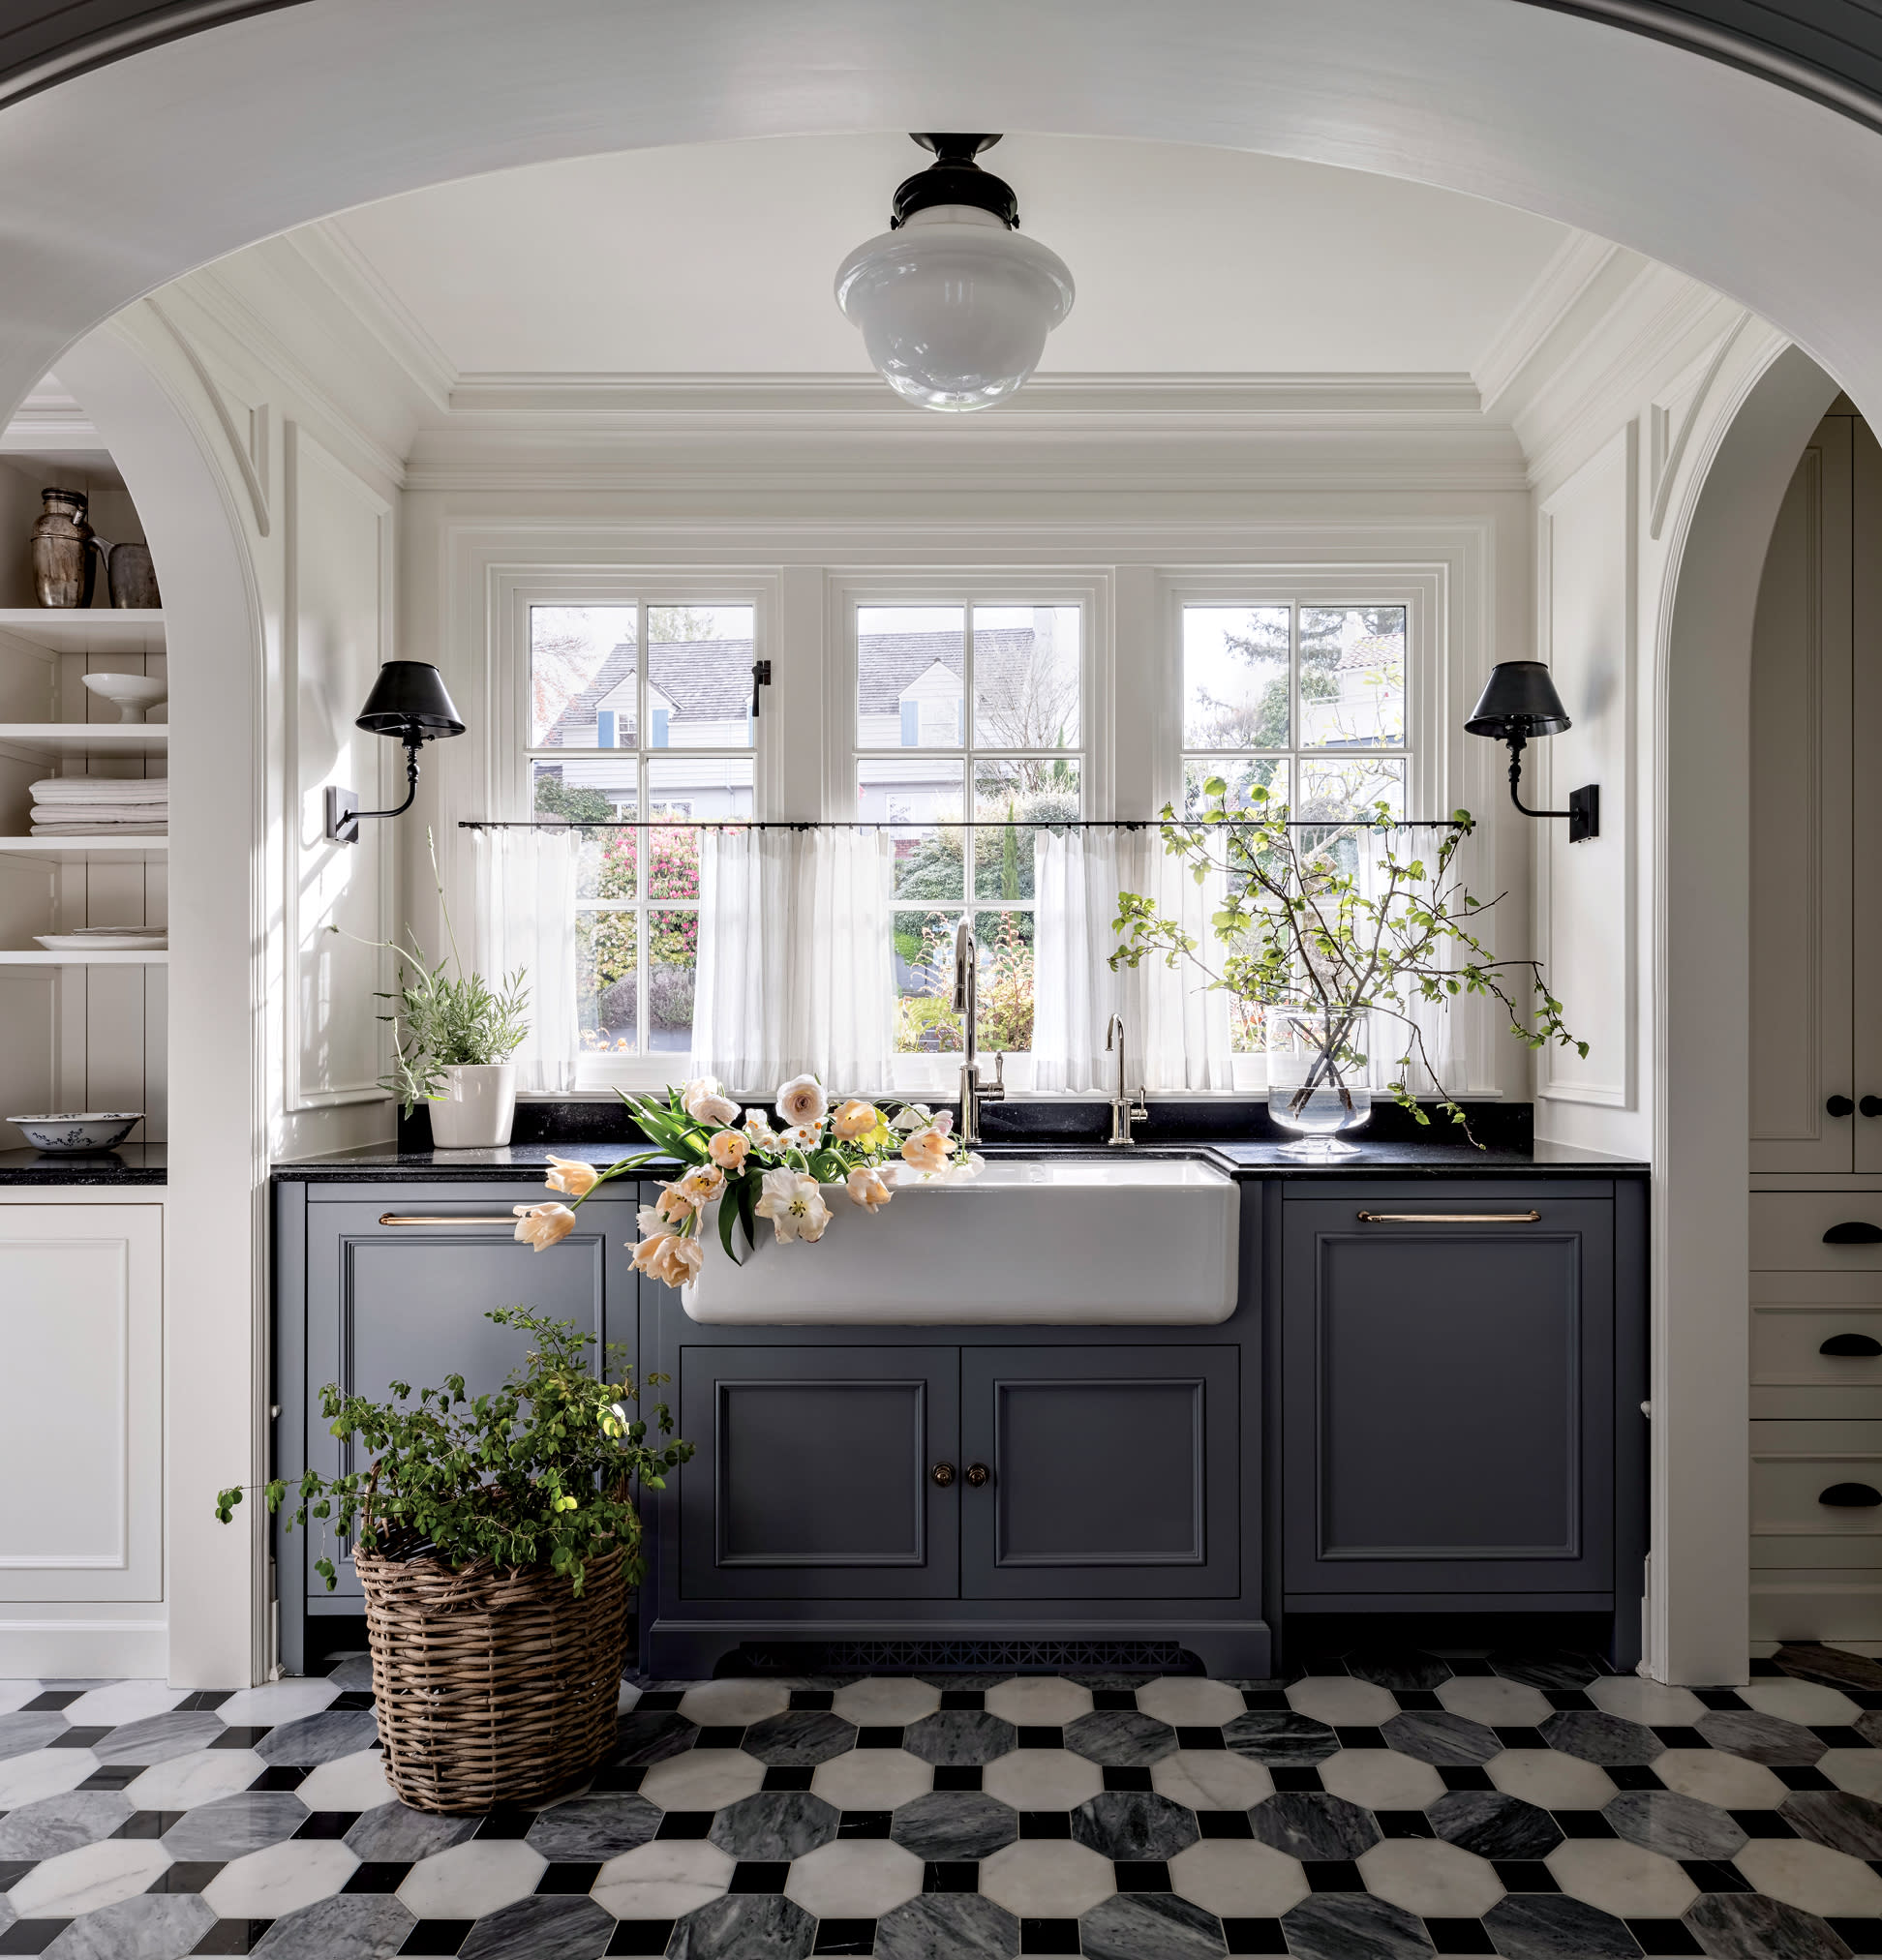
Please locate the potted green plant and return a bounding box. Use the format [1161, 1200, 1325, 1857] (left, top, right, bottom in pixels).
[217, 1309, 691, 1813]
[1112, 780, 1587, 1151]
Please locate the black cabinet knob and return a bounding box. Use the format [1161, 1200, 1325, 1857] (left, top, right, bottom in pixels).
[964, 1462, 991, 1489]
[930, 1462, 956, 1488]
[1819, 1482, 1882, 1507]
[1823, 1221, 1882, 1245]
[1864, 1097, 1882, 1118]
[1820, 1334, 1882, 1357]
[1829, 1096, 1856, 1117]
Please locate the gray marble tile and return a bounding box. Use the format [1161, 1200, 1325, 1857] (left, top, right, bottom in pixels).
[1684, 1889, 1856, 1960]
[1483, 1893, 1641, 1959]
[875, 1892, 1019, 1960]
[458, 1894, 615, 1960]
[1078, 1891, 1227, 1960]
[252, 1895, 415, 1958]
[889, 1790, 1018, 1859]
[525, 1793, 661, 1861]
[160, 1790, 308, 1861]
[902, 1711, 1019, 1767]
[1537, 1710, 1664, 1765]
[1380, 1710, 1501, 1764]
[343, 1802, 478, 1861]
[89, 1711, 227, 1765]
[0, 1791, 132, 1857]
[742, 1710, 858, 1767]
[1343, 1650, 1451, 1693]
[1603, 1788, 1745, 1859]
[1781, 1787, 1882, 1859]
[610, 1711, 699, 1765]
[1281, 1893, 1436, 1960]
[1487, 1650, 1604, 1691]
[1696, 1710, 1828, 1765]
[41, 1893, 215, 1960]
[254, 1709, 379, 1765]
[1221, 1710, 1340, 1766]
[0, 1712, 71, 1762]
[1247, 1791, 1380, 1860]
[1070, 1790, 1200, 1861]
[708, 1791, 840, 1860]
[325, 1657, 375, 1692]
[669, 1894, 816, 1960]
[1427, 1788, 1563, 1860]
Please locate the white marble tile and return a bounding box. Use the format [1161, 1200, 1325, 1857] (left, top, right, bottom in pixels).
[1820, 1748, 1882, 1801]
[201, 1840, 357, 1919]
[618, 1680, 641, 1715]
[592, 1838, 735, 1918]
[213, 1679, 340, 1729]
[1547, 1839, 1698, 1917]
[1137, 1677, 1249, 1727]
[0, 1682, 41, 1716]
[1284, 1676, 1399, 1727]
[122, 1748, 266, 1813]
[1436, 1676, 1552, 1728]
[1320, 1747, 1446, 1811]
[676, 1678, 791, 1727]
[60, 1682, 188, 1730]
[397, 1838, 547, 1918]
[1357, 1839, 1504, 1916]
[1151, 1748, 1275, 1811]
[810, 1747, 933, 1811]
[1735, 1836, 1882, 1915]
[1738, 1678, 1861, 1727]
[979, 1839, 1116, 1916]
[1652, 1746, 1789, 1810]
[982, 1747, 1105, 1811]
[290, 1749, 395, 1814]
[641, 1747, 767, 1812]
[1586, 1676, 1707, 1727]
[784, 1839, 925, 1916]
[984, 1677, 1094, 1727]
[0, 1748, 99, 1809]
[1484, 1747, 1619, 1811]
[831, 1678, 942, 1727]
[8, 1839, 172, 1917]
[1168, 1838, 1312, 1916]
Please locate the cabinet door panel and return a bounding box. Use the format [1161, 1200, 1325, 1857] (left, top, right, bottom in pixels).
[960, 1346, 1239, 1599]
[679, 1345, 958, 1600]
[1283, 1195, 1613, 1596]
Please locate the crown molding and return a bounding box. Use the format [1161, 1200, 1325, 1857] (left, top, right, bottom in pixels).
[0, 373, 104, 452]
[282, 222, 457, 416]
[1472, 231, 1623, 416]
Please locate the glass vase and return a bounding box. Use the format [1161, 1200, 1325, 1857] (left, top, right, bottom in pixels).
[1266, 1006, 1373, 1157]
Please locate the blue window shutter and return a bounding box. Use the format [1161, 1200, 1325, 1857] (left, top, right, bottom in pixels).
[596, 709, 616, 749]
[900, 701, 919, 746]
[652, 708, 669, 748]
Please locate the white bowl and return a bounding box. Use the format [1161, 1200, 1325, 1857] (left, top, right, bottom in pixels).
[8, 1111, 141, 1152]
[82, 673, 167, 723]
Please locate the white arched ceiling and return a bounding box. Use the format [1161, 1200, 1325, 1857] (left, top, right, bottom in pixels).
[2, 0, 1882, 422]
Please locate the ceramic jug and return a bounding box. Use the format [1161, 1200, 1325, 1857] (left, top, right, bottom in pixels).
[96, 540, 161, 609]
[30, 489, 94, 609]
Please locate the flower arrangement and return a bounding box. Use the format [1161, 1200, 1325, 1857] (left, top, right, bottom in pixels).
[511, 1075, 984, 1280]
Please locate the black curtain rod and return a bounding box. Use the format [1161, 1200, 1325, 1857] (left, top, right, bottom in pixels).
[459, 817, 1468, 831]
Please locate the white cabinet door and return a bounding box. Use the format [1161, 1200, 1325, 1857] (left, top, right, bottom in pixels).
[0, 1205, 162, 1601]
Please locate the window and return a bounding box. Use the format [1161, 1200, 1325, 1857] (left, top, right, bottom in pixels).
[527, 601, 756, 1065]
[853, 602, 1083, 1063]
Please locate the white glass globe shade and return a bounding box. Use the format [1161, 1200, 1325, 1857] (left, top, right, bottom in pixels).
[835, 205, 1075, 412]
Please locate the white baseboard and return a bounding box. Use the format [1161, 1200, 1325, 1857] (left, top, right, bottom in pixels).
[0, 1619, 167, 1678]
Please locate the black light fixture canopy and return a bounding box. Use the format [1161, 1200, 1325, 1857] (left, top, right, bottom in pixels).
[891, 134, 1018, 229]
[326, 660, 466, 845]
[1465, 659, 1599, 843]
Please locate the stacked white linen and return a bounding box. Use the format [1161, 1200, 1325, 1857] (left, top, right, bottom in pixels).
[29, 777, 169, 835]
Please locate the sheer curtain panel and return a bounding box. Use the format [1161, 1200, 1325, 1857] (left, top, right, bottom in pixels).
[472, 826, 581, 1095]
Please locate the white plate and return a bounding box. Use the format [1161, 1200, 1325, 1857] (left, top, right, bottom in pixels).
[35, 932, 167, 951]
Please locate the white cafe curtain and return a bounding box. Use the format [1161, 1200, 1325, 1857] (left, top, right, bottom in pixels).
[471, 826, 581, 1094]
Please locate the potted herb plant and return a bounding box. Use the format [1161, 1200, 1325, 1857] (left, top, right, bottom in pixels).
[217, 1309, 690, 1813]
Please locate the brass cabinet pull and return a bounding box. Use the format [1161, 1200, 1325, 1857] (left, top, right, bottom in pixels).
[930, 1462, 956, 1488]
[964, 1462, 991, 1488]
[378, 1214, 521, 1226]
[1356, 1211, 1541, 1224]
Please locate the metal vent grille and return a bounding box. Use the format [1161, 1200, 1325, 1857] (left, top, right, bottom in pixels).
[726, 1639, 1199, 1675]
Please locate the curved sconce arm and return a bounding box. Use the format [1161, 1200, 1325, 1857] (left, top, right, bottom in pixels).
[325, 738, 421, 846]
[1501, 735, 1600, 844]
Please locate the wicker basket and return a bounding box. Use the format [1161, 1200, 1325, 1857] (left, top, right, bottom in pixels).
[355, 1540, 630, 1814]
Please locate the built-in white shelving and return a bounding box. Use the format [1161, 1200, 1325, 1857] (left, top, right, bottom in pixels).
[0, 724, 168, 760]
[0, 609, 165, 653]
[0, 950, 167, 966]
[0, 837, 167, 864]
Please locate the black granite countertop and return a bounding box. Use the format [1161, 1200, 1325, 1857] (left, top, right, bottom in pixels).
[0, 1142, 167, 1185]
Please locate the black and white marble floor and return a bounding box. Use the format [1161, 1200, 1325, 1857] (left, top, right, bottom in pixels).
[3, 1645, 1882, 1957]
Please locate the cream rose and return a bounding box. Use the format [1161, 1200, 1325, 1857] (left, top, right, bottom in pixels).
[774, 1074, 829, 1128]
[635, 1230, 705, 1287]
[899, 1127, 954, 1175]
[754, 1167, 832, 1243]
[846, 1165, 894, 1214]
[512, 1201, 576, 1250]
[708, 1129, 750, 1170]
[543, 1154, 599, 1198]
[676, 1163, 726, 1205]
[832, 1099, 881, 1140]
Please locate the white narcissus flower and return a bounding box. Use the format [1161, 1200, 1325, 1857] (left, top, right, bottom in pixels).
[513, 1202, 576, 1250]
[892, 1102, 934, 1132]
[899, 1128, 953, 1175]
[676, 1163, 726, 1205]
[543, 1154, 599, 1197]
[743, 1110, 781, 1150]
[831, 1099, 880, 1140]
[754, 1167, 832, 1243]
[774, 1074, 829, 1128]
[777, 1124, 821, 1152]
[846, 1165, 894, 1214]
[708, 1130, 750, 1170]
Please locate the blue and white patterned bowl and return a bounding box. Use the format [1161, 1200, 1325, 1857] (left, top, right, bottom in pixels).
[8, 1112, 141, 1152]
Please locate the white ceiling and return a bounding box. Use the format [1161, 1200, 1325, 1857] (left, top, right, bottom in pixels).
[327, 134, 1573, 378]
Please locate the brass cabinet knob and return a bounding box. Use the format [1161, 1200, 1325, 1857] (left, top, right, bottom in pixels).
[964, 1462, 991, 1488]
[930, 1462, 956, 1488]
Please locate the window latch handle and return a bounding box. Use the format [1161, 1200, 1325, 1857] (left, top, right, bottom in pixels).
[751, 658, 772, 718]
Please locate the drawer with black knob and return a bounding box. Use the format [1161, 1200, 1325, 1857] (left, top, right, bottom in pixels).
[1751, 1419, 1882, 1537]
[1752, 1284, 1882, 1417]
[1751, 1194, 1882, 1270]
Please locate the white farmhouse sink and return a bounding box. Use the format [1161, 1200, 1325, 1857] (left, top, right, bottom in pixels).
[683, 1157, 1238, 1325]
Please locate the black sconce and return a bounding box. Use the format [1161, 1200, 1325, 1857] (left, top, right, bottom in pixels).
[324, 661, 466, 845]
[1465, 660, 1599, 844]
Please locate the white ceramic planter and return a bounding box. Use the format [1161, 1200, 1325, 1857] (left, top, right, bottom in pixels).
[427, 1064, 517, 1149]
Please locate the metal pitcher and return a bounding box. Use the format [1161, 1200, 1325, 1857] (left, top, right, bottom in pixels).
[95, 539, 160, 609]
[29, 488, 94, 608]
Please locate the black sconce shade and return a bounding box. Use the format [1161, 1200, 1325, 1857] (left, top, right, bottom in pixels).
[1465, 660, 1573, 741]
[354, 660, 465, 742]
